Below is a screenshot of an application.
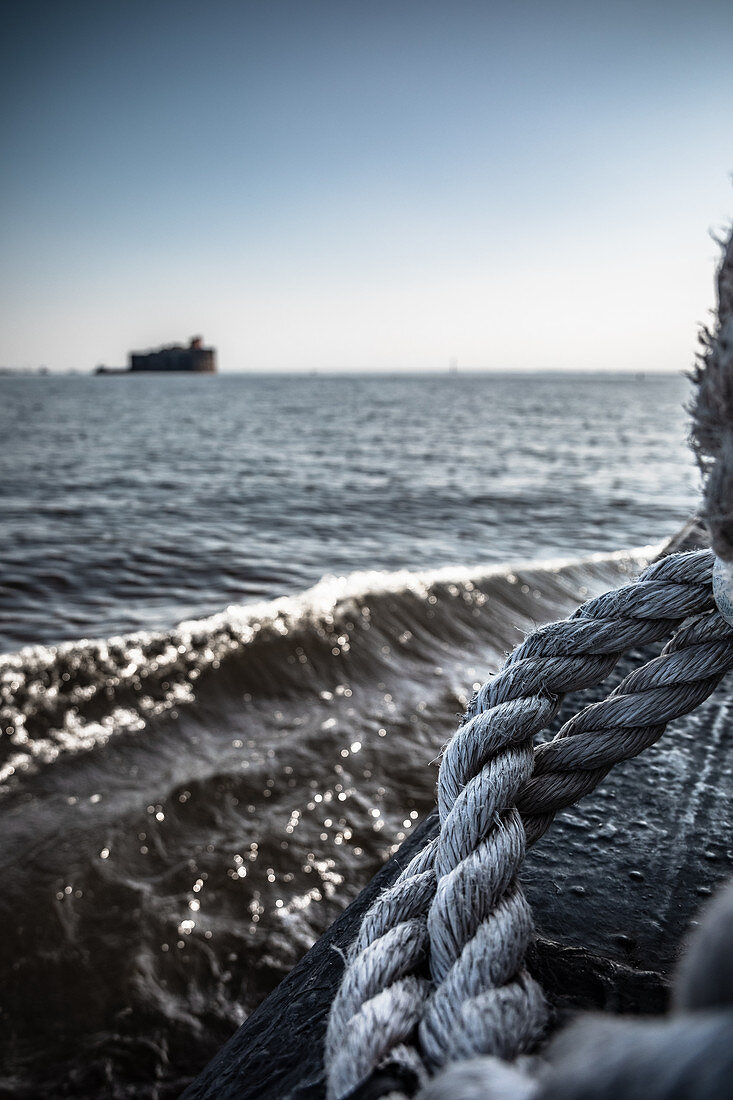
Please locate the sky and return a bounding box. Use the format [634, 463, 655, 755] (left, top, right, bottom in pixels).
[1, 0, 732, 373]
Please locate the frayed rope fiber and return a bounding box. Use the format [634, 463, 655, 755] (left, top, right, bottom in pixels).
[326, 548, 733, 1100]
[691, 226, 733, 561]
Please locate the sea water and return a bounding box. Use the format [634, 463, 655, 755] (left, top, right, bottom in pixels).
[0, 372, 699, 1095]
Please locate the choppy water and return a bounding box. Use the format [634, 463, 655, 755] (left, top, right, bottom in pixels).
[1, 372, 696, 651]
[0, 372, 699, 1096]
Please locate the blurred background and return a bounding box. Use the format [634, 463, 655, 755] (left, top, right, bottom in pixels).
[1, 0, 731, 375]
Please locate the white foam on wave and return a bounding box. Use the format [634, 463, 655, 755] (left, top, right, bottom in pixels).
[180, 541, 662, 635]
[0, 544, 662, 786]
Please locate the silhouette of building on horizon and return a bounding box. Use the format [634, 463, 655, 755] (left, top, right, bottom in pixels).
[128, 335, 216, 373]
[95, 337, 216, 375]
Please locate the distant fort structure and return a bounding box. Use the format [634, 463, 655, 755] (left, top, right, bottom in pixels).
[96, 336, 216, 374]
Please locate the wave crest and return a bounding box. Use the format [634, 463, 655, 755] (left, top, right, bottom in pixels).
[0, 546, 658, 786]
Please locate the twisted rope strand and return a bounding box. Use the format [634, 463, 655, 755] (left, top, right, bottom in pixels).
[417, 553, 716, 1069]
[325, 840, 438, 1099]
[418, 607, 733, 1070]
[518, 610, 733, 843]
[327, 550, 715, 1098]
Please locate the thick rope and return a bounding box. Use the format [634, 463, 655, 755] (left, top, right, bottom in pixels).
[326, 549, 716, 1099]
[519, 609, 733, 843]
[417, 1057, 538, 1100]
[327, 840, 437, 1099]
[418, 563, 728, 1071]
[419, 604, 733, 1070]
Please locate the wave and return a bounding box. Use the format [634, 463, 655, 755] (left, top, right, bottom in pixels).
[0, 545, 660, 788]
[0, 543, 667, 1097]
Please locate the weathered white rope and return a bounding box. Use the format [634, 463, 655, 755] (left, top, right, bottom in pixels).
[418, 561, 731, 1073]
[419, 602, 733, 1071]
[326, 839, 438, 1098]
[519, 607, 733, 843]
[326, 549, 717, 1099]
[417, 1057, 538, 1100]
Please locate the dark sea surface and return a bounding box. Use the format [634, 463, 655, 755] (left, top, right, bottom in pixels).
[0, 372, 699, 1096]
[1, 372, 697, 652]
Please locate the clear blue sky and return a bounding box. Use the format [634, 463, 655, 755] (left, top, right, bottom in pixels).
[1, 0, 731, 372]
